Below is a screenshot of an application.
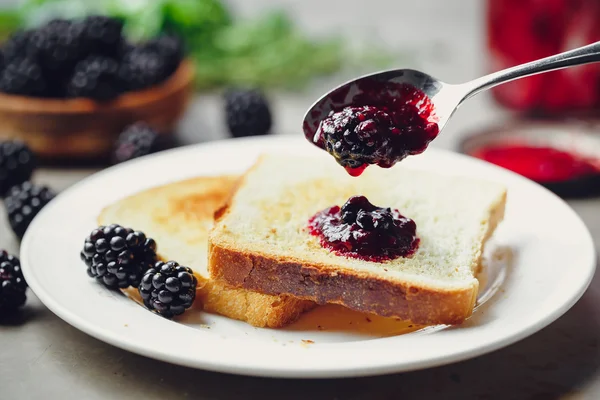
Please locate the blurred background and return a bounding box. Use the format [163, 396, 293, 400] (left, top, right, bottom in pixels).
[2, 2, 600, 399]
[0, 0, 599, 197]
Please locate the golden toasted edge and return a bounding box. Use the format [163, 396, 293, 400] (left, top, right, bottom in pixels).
[98, 174, 316, 328]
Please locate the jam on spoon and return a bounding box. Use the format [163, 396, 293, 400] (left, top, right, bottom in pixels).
[311, 80, 439, 176]
[305, 42, 600, 177]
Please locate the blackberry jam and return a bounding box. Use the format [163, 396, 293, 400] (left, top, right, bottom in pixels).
[309, 80, 438, 176]
[308, 195, 419, 262]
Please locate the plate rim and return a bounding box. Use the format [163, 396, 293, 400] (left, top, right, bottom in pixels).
[20, 135, 598, 378]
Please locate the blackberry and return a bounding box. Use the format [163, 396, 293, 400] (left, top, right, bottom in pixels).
[145, 35, 184, 75]
[119, 46, 168, 91]
[45, 74, 71, 98]
[0, 58, 47, 96]
[139, 261, 197, 319]
[81, 224, 158, 289]
[5, 182, 55, 239]
[113, 123, 159, 164]
[27, 19, 87, 76]
[0, 250, 27, 315]
[224, 88, 272, 138]
[117, 39, 135, 59]
[319, 106, 396, 171]
[83, 16, 124, 57]
[67, 55, 121, 101]
[0, 140, 35, 197]
[3, 31, 33, 63]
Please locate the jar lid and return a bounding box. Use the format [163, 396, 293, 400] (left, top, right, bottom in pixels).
[459, 120, 600, 198]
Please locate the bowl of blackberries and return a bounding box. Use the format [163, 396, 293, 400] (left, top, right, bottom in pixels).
[0, 15, 194, 161]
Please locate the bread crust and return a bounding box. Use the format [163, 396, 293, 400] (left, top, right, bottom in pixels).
[208, 168, 507, 326]
[122, 282, 315, 328]
[98, 175, 316, 328]
[196, 279, 316, 328]
[209, 243, 477, 325]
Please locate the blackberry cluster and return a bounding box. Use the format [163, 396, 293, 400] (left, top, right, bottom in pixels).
[0, 140, 36, 197]
[3, 30, 32, 61]
[5, 182, 56, 239]
[27, 19, 87, 74]
[0, 58, 47, 96]
[224, 88, 273, 138]
[0, 140, 53, 240]
[139, 261, 197, 319]
[81, 224, 158, 289]
[113, 123, 159, 164]
[0, 16, 185, 99]
[67, 56, 121, 101]
[0, 250, 27, 315]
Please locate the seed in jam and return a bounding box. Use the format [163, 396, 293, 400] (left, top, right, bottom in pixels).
[310, 81, 439, 176]
[308, 195, 419, 262]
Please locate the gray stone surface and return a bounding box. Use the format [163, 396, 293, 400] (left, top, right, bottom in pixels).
[2, 0, 600, 399]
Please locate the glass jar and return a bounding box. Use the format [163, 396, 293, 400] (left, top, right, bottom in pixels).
[487, 0, 600, 114]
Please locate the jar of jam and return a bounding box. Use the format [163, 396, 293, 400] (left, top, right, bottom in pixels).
[460, 121, 600, 198]
[487, 0, 600, 114]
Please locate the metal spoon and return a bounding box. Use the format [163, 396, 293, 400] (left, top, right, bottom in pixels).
[302, 41, 600, 140]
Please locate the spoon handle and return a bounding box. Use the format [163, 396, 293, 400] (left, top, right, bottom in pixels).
[462, 40, 600, 100]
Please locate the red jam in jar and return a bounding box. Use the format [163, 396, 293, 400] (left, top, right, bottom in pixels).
[487, 0, 600, 113]
[471, 143, 600, 182]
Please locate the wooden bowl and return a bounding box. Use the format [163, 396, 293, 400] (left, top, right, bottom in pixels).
[0, 59, 195, 161]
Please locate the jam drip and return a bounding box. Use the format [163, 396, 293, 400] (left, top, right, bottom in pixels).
[308, 195, 419, 262]
[312, 81, 439, 176]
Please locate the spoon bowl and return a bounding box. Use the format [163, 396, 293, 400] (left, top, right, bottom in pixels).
[303, 40, 600, 145]
[302, 69, 460, 142]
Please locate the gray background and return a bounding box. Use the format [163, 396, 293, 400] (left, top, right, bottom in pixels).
[2, 0, 600, 399]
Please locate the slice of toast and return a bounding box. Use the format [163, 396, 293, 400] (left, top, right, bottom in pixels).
[208, 155, 507, 325]
[98, 176, 315, 328]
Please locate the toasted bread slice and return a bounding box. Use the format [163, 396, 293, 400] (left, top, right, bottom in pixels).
[208, 155, 507, 325]
[98, 176, 315, 328]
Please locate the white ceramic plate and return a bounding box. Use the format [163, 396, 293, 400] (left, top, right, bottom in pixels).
[21, 136, 596, 378]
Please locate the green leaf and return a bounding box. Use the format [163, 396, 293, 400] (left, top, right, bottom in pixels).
[162, 0, 231, 36]
[0, 8, 23, 39]
[104, 0, 166, 40]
